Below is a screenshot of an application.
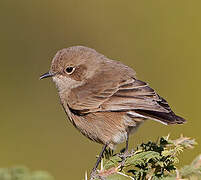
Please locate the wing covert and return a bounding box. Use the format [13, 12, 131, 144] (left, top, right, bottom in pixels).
[68, 76, 171, 114]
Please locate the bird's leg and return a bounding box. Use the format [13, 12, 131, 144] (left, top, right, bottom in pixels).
[90, 144, 108, 179]
[125, 135, 129, 154]
[120, 134, 130, 168]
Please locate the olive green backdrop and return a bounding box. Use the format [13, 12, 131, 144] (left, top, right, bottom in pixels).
[0, 0, 200, 179]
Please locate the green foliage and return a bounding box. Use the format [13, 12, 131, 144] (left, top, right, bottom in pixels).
[0, 166, 54, 180]
[87, 135, 201, 180]
[0, 135, 200, 180]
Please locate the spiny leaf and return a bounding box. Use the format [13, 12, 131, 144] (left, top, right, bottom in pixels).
[125, 151, 160, 167]
[88, 135, 199, 180]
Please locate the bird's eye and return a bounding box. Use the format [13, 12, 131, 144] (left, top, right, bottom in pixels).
[65, 66, 75, 74]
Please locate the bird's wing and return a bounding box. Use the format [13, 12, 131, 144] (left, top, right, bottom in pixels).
[68, 76, 185, 124]
[100, 78, 186, 124]
[68, 76, 169, 113]
[100, 78, 170, 113]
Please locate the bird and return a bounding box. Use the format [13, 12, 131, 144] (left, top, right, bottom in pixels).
[40, 46, 186, 177]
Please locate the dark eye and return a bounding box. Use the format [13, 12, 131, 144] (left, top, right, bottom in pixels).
[66, 66, 75, 74]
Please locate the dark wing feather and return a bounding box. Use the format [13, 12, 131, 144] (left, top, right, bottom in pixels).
[102, 78, 185, 124]
[100, 78, 185, 124]
[101, 79, 170, 113]
[135, 109, 186, 124]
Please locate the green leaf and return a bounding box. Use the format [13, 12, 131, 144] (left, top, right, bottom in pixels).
[105, 173, 133, 180]
[125, 151, 160, 167]
[104, 156, 122, 170]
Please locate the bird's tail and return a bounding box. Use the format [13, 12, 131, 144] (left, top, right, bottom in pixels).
[135, 109, 186, 125]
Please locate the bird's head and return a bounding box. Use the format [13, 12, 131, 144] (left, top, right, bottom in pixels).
[40, 46, 104, 93]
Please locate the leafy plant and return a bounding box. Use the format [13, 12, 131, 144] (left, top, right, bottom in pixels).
[86, 135, 201, 180]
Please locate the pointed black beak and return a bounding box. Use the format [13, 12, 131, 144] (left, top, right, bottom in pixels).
[40, 72, 54, 80]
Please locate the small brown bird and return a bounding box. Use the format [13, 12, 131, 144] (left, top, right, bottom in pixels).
[40, 46, 185, 176]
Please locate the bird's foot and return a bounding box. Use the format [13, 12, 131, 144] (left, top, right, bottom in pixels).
[90, 169, 106, 180]
[118, 149, 135, 169]
[90, 168, 98, 180]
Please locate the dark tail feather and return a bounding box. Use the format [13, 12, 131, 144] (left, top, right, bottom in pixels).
[135, 109, 186, 125]
[174, 114, 186, 124]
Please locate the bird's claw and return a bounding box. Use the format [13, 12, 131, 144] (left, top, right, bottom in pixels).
[118, 149, 135, 168]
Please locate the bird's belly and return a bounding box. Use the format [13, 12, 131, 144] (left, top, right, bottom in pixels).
[111, 131, 128, 144]
[66, 109, 144, 149]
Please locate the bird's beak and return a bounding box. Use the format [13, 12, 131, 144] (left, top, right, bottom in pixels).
[40, 72, 54, 80]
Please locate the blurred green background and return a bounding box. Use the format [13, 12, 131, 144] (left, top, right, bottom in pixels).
[0, 0, 200, 179]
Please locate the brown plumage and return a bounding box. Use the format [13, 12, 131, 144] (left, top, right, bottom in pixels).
[40, 46, 186, 176]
